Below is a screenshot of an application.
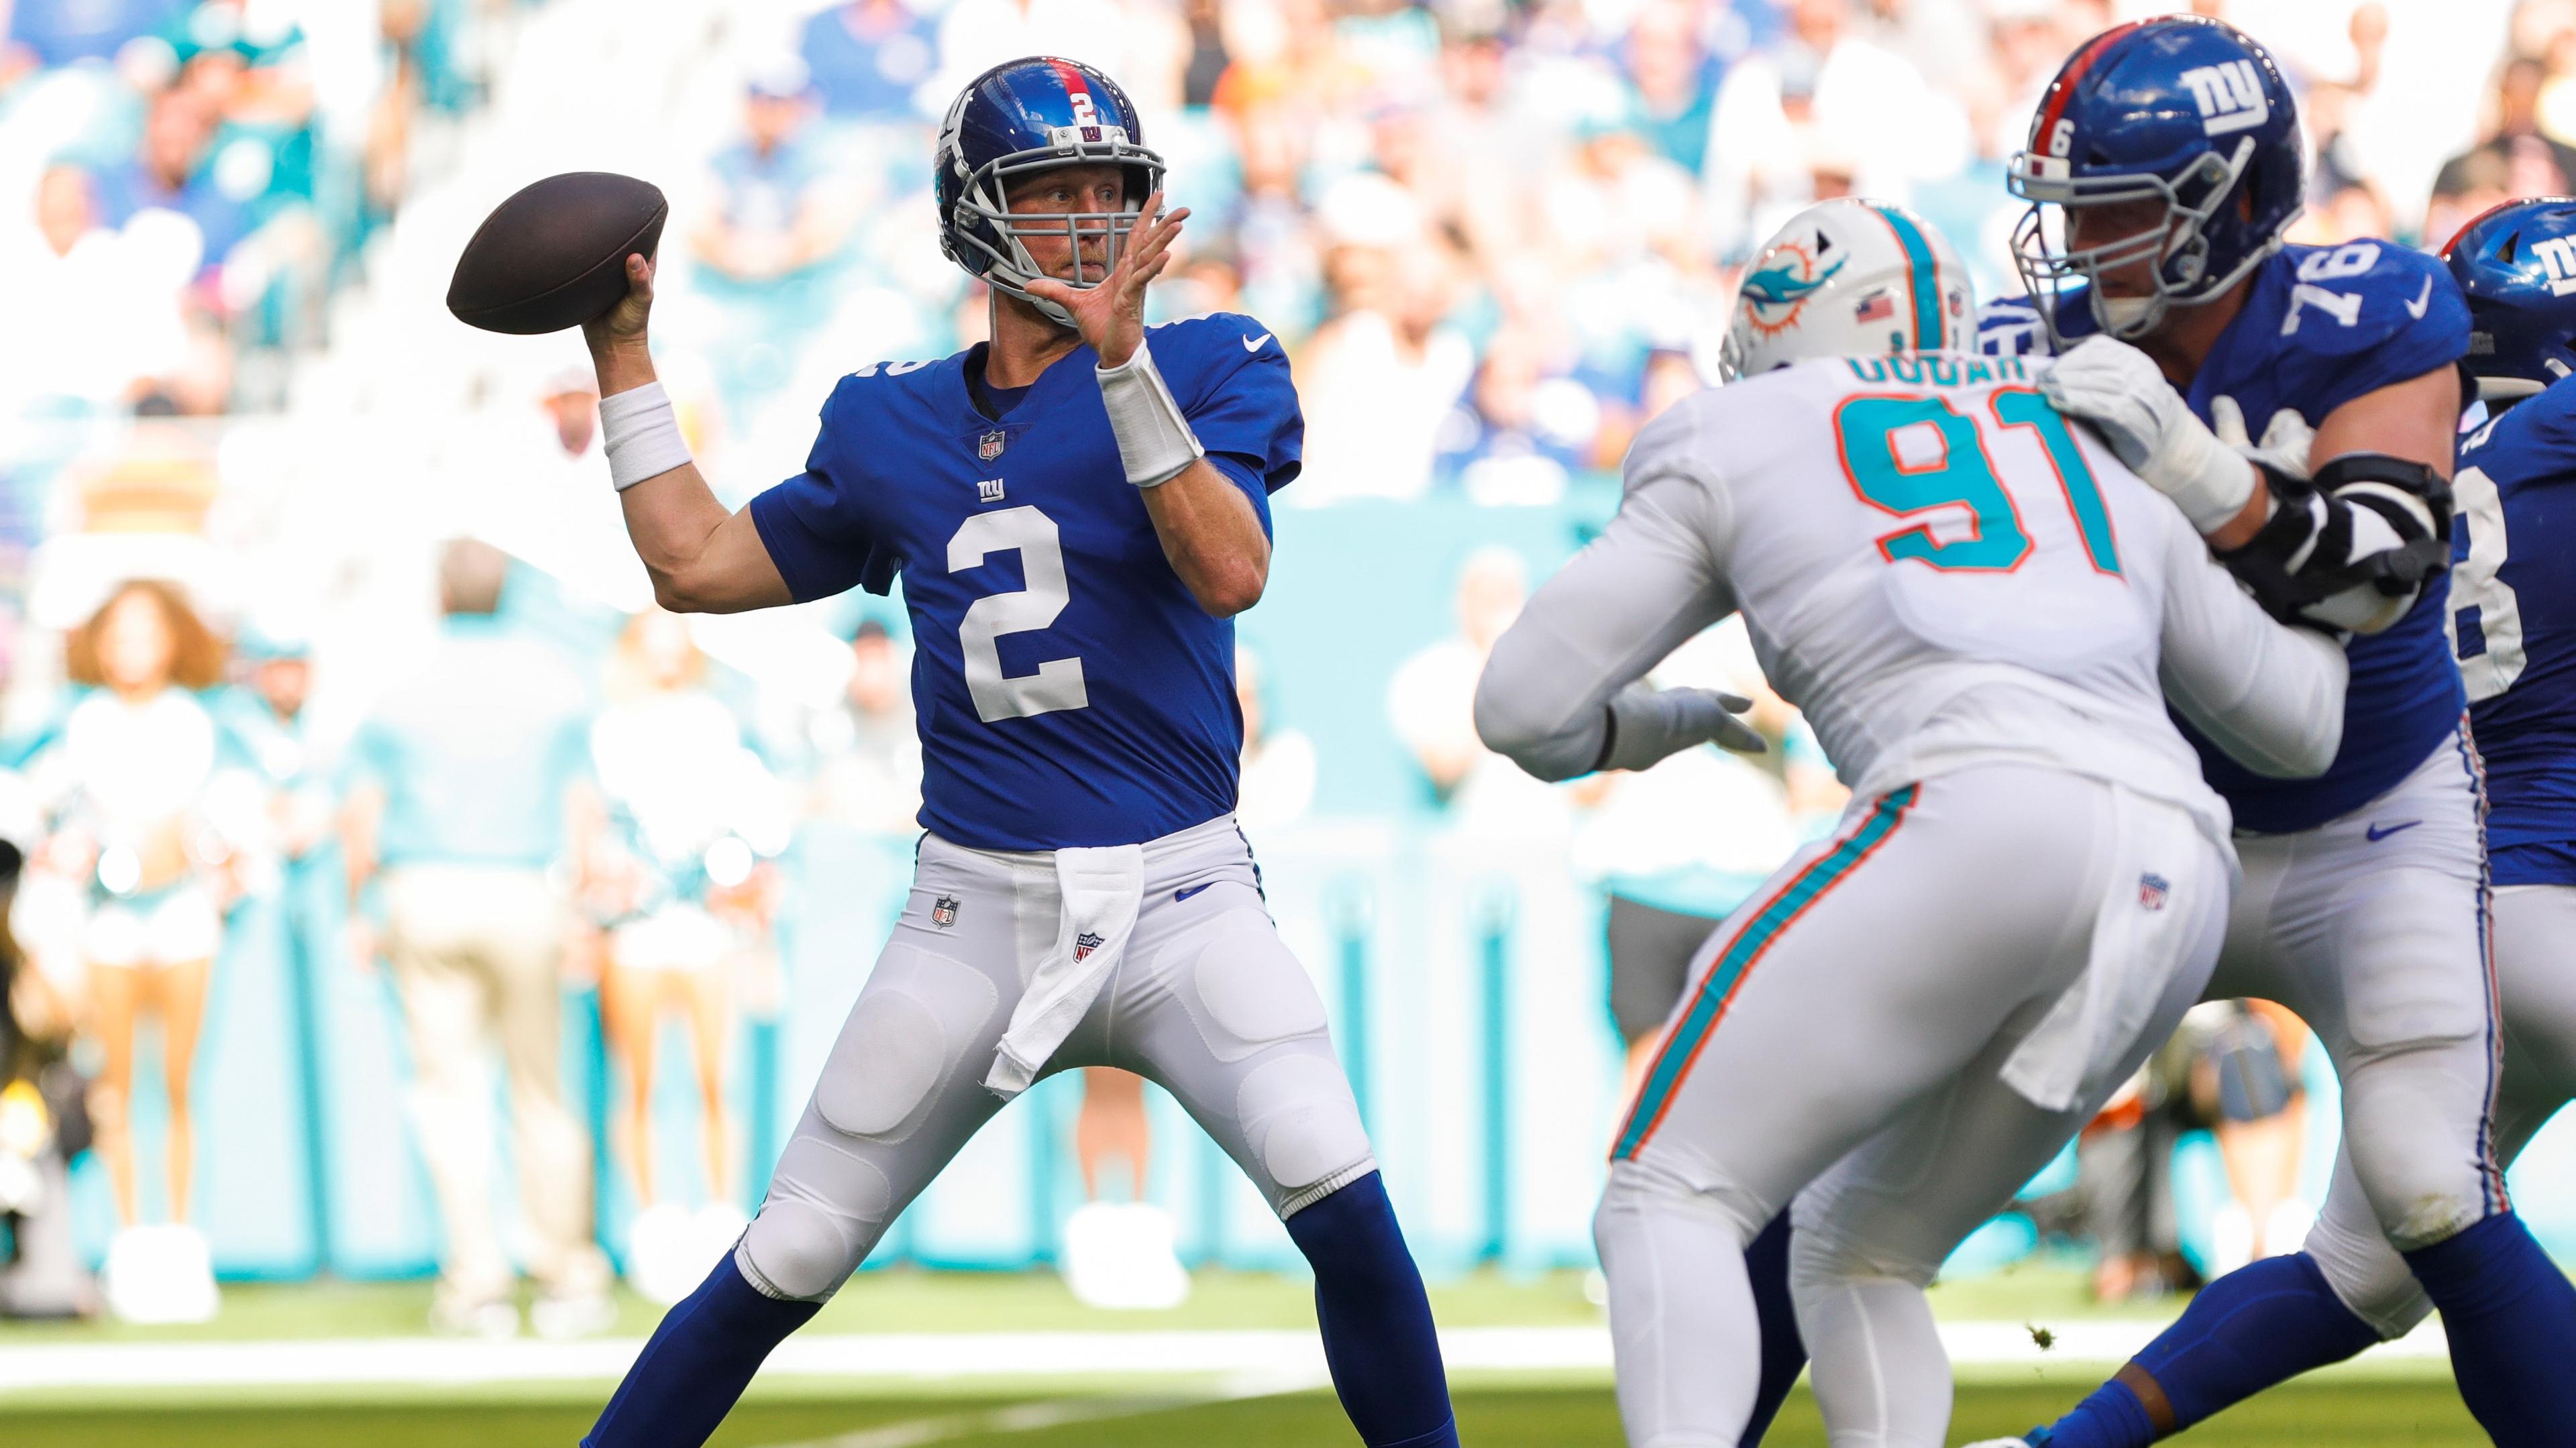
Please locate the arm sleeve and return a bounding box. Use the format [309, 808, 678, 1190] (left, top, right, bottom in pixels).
[746, 376, 902, 602]
[1473, 471, 1739, 782]
[2155, 506, 2351, 779]
[1183, 319, 1303, 494]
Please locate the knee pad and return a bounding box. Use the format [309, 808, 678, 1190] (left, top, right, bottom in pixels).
[813, 946, 996, 1142]
[741, 1142, 894, 1302]
[1234, 1052, 1371, 1202]
[2304, 1208, 2436, 1339]
[1188, 910, 1330, 1062]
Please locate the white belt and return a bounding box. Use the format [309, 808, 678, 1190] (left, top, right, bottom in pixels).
[983, 843, 1146, 1101]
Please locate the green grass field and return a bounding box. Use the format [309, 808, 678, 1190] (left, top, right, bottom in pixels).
[0, 1382, 2488, 1446]
[0, 1266, 2487, 1445]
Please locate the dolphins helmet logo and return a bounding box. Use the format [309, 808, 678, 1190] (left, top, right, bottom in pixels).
[1739, 237, 1847, 340]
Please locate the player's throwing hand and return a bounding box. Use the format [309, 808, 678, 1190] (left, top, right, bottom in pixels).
[1025, 190, 1187, 369]
[583, 252, 657, 360]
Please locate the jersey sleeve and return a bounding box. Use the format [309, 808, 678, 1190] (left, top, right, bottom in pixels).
[1173, 315, 1303, 495]
[1976, 296, 2055, 357]
[2272, 244, 2470, 423]
[747, 375, 903, 603]
[1474, 400, 1739, 781]
[2153, 502, 2350, 778]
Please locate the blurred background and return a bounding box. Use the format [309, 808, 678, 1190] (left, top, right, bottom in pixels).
[2, 0, 2575, 1359]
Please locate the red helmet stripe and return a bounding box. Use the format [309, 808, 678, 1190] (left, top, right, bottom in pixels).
[1048, 57, 1091, 105]
[2035, 22, 2143, 154]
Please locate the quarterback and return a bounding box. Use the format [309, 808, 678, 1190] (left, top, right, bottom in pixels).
[570, 58, 1456, 1448]
[1977, 19, 2576, 1447]
[1474, 196, 2352, 1448]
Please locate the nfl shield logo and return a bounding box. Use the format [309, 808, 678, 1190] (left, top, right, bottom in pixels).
[2137, 873, 2169, 911]
[1073, 930, 1104, 961]
[932, 894, 961, 928]
[978, 430, 1007, 462]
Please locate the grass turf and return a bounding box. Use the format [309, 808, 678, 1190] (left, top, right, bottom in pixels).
[0, 1382, 2486, 1447]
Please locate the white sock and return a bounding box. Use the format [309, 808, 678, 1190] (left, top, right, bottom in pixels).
[1791, 1269, 1953, 1448]
[1595, 1162, 1760, 1447]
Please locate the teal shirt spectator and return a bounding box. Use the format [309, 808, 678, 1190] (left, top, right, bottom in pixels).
[345, 616, 592, 871]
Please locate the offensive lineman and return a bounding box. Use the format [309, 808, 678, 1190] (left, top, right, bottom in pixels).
[1974, 19, 2576, 1447]
[1989, 198, 2576, 1448]
[571, 58, 1457, 1448]
[1474, 196, 2355, 1448]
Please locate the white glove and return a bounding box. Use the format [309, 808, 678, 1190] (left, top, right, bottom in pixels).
[2210, 396, 2316, 482]
[2041, 336, 2255, 535]
[1599, 683, 1767, 773]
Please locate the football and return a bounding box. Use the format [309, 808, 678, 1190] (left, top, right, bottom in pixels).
[446, 171, 667, 335]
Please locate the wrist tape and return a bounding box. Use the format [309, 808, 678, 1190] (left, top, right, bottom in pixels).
[599, 381, 692, 492]
[1096, 336, 1205, 488]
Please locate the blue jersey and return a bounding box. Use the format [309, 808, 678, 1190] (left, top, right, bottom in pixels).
[749, 313, 1301, 851]
[1981, 241, 2471, 834]
[2453, 381, 2576, 885]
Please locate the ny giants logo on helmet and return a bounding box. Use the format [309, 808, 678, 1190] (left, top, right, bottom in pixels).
[2179, 60, 2270, 135]
[1738, 239, 1847, 340]
[2532, 234, 2576, 297]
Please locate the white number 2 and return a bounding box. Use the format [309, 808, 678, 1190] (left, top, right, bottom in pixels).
[949, 506, 1089, 722]
[2447, 465, 2526, 704]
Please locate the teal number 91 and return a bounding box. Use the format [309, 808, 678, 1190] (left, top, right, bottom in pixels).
[1832, 390, 2122, 577]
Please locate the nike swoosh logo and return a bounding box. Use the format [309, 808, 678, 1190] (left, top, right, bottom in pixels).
[2405, 276, 2433, 319]
[1175, 883, 1215, 901]
[2365, 820, 2423, 842]
[1242, 332, 1272, 353]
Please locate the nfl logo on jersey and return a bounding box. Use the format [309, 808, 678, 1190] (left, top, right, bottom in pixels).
[932, 894, 961, 928]
[2137, 873, 2170, 911]
[979, 430, 1007, 461]
[1073, 930, 1104, 961]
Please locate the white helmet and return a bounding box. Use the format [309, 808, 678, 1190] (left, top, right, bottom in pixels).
[1718, 199, 1978, 381]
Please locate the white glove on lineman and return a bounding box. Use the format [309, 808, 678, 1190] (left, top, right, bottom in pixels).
[2210, 396, 2316, 482]
[2041, 336, 2255, 535]
[1598, 683, 1767, 773]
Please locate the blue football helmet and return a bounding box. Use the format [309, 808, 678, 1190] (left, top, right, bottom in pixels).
[2442, 197, 2576, 402]
[935, 56, 1164, 327]
[2007, 16, 2304, 345]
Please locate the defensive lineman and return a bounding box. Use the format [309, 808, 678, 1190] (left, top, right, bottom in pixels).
[573, 58, 1456, 1448]
[1977, 19, 2576, 1447]
[1474, 196, 2352, 1447]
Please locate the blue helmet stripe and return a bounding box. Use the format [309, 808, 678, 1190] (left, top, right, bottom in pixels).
[1872, 203, 1945, 350]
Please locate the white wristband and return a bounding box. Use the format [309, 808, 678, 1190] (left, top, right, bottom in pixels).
[1095, 335, 1205, 488]
[599, 381, 692, 492]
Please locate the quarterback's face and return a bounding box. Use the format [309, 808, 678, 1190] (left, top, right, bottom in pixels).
[1005, 164, 1128, 280]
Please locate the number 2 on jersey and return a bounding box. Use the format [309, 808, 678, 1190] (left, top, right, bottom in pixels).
[1833, 389, 2122, 577]
[950, 506, 1089, 722]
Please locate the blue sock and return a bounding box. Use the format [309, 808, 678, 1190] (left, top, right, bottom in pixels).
[1285, 1172, 1458, 1448]
[1737, 1212, 1807, 1447]
[2403, 1211, 2576, 1441]
[584, 1254, 819, 1448]
[2045, 1252, 2378, 1448]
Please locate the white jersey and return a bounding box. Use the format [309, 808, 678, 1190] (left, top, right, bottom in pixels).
[1477, 351, 2350, 846]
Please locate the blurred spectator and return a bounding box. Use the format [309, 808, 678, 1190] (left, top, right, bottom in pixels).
[2193, 997, 2312, 1276]
[341, 539, 612, 1339]
[1234, 643, 1314, 832]
[1061, 1066, 1187, 1308]
[1572, 626, 1799, 1103]
[2078, 1048, 2196, 1306]
[798, 0, 940, 122]
[807, 618, 921, 833]
[1623, 0, 1722, 176]
[0, 828, 95, 1320]
[22, 580, 247, 1323]
[215, 623, 329, 869]
[94, 89, 256, 288]
[0, 164, 193, 412]
[1295, 241, 1474, 504]
[1389, 546, 1563, 827]
[1435, 326, 1595, 504]
[2430, 56, 2576, 241]
[581, 609, 784, 1305]
[1, 0, 184, 76]
[692, 60, 857, 288]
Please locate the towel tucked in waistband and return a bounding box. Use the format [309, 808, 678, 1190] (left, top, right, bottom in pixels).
[983, 843, 1146, 1101]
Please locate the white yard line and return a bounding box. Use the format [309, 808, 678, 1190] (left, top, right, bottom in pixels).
[754, 1374, 1324, 1448]
[0, 1319, 2448, 1395]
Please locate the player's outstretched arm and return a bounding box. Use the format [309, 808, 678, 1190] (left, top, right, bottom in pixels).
[583, 255, 794, 614]
[1026, 194, 1269, 618]
[1474, 459, 1762, 782]
[2155, 505, 2349, 779]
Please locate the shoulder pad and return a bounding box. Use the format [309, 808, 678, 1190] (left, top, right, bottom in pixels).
[1977, 298, 2053, 357]
[2269, 241, 2467, 359]
[1148, 311, 1281, 366]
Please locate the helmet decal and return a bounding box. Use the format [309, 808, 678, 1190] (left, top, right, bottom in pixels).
[1739, 241, 1846, 339]
[1870, 202, 1947, 351]
[2179, 59, 2271, 135]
